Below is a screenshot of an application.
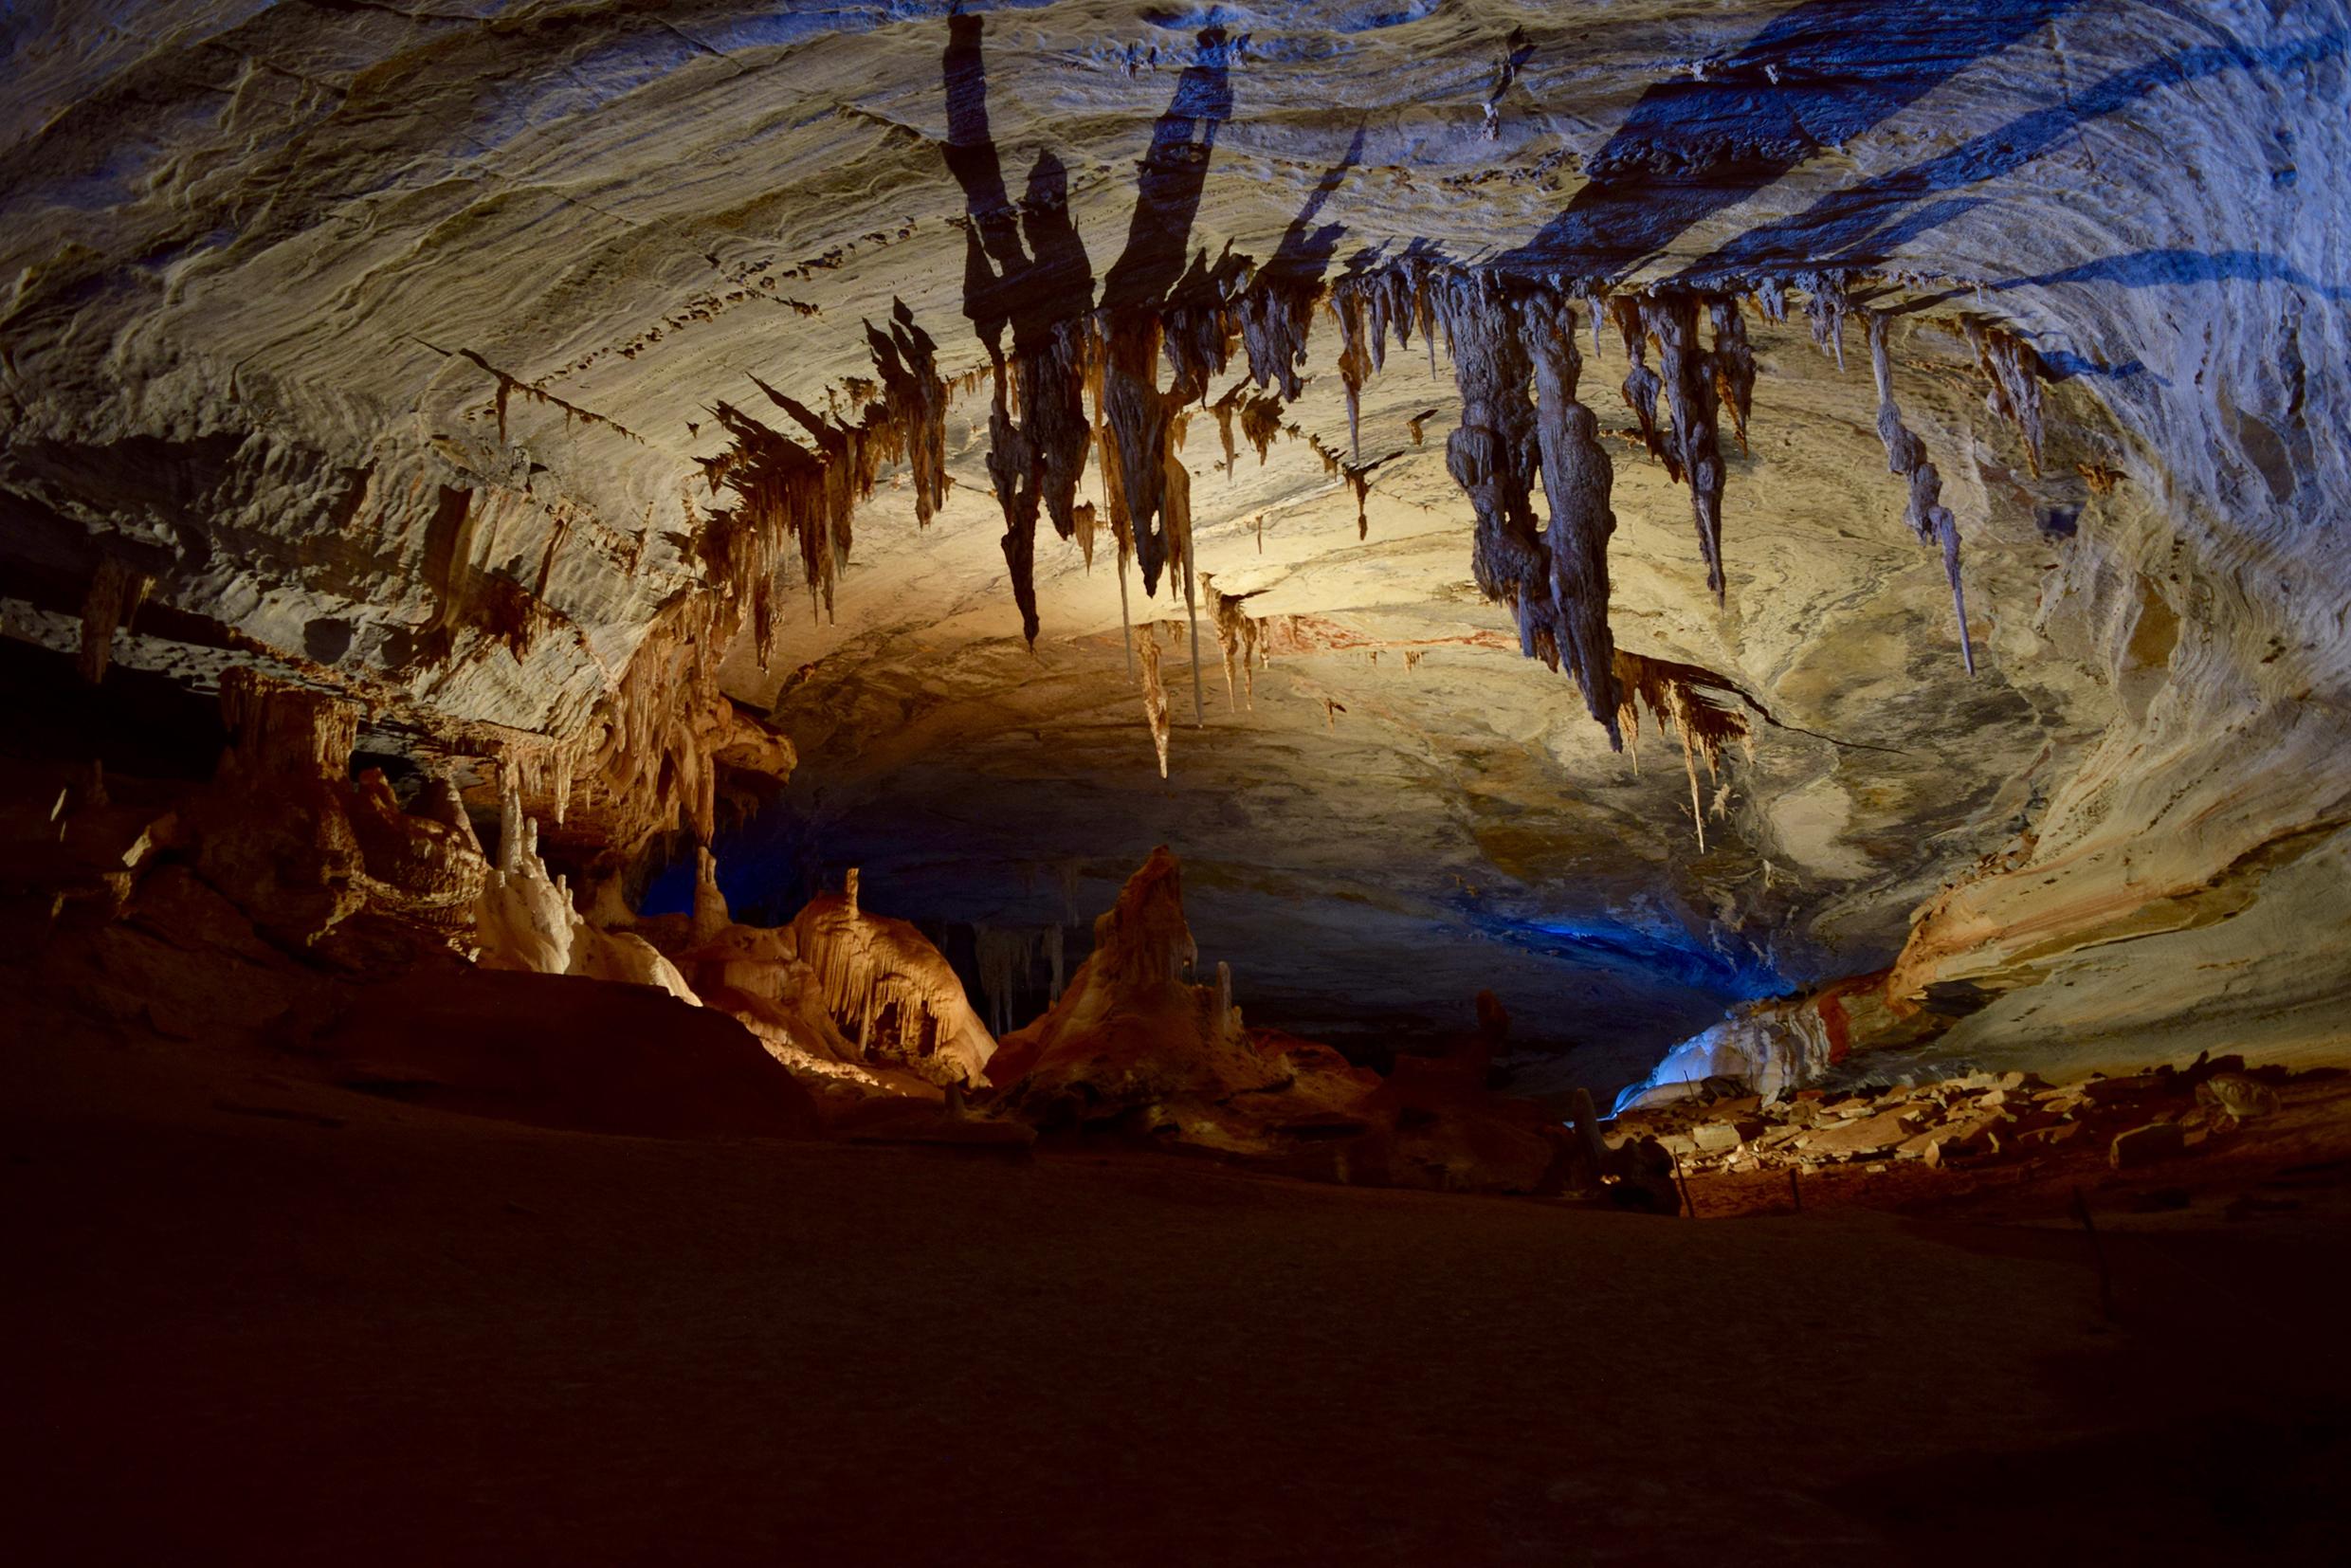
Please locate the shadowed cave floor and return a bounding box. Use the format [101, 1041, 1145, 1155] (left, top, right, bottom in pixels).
[6, 1016, 2349, 1567]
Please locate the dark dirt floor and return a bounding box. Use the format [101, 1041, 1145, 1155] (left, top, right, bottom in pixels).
[7, 989, 2350, 1568]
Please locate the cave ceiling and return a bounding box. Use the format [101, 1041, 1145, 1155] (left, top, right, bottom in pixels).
[4, 0, 2344, 1067]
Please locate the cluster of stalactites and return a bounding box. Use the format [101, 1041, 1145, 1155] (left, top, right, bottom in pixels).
[1613, 650, 1754, 853]
[938, 253, 2035, 793]
[1967, 320, 2045, 476]
[1328, 260, 1438, 463]
[1868, 311, 1976, 674]
[1435, 271, 1624, 744]
[1609, 291, 1745, 603]
[702, 299, 951, 658]
[1202, 574, 1267, 712]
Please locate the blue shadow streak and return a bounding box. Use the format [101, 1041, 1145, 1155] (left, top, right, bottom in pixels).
[1690, 30, 2350, 276]
[1498, 0, 2081, 278]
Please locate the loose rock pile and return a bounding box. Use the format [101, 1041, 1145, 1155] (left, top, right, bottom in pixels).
[1609, 1054, 2301, 1180]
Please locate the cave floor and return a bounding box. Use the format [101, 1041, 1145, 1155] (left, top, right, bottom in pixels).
[7, 1014, 2349, 1567]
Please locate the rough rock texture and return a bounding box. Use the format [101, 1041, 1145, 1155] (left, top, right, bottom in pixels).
[4, 1, 2347, 1095]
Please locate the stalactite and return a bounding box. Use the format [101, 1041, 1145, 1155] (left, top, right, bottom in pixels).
[1203, 574, 1262, 711]
[1161, 437, 1207, 724]
[1238, 393, 1285, 465]
[975, 922, 1032, 1037]
[1519, 289, 1622, 741]
[1237, 280, 1317, 400]
[1343, 460, 1376, 540]
[862, 299, 950, 524]
[1072, 500, 1099, 569]
[77, 557, 152, 684]
[1208, 382, 1243, 478]
[1868, 311, 1976, 674]
[1709, 299, 1756, 454]
[1440, 274, 1545, 661]
[1797, 271, 1850, 372]
[1613, 650, 1751, 852]
[1641, 294, 1729, 602]
[1967, 320, 2045, 476]
[1030, 319, 1095, 541]
[1609, 295, 1668, 466]
[1138, 625, 1172, 778]
[1101, 310, 1173, 596]
[1331, 283, 1371, 462]
[989, 368, 1044, 642]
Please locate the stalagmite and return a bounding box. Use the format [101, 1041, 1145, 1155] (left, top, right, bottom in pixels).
[790, 888, 996, 1088]
[1868, 312, 1976, 674]
[76, 557, 152, 684]
[691, 845, 730, 944]
[1138, 626, 1171, 778]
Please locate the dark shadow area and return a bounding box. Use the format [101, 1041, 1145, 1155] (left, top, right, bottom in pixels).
[1502, 0, 2080, 277]
[1691, 29, 2349, 276]
[1100, 27, 1235, 313]
[0, 635, 226, 779]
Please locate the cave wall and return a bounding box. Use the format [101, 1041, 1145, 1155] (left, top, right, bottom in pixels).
[3, 0, 2345, 1078]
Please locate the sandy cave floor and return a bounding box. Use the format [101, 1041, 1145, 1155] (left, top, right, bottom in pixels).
[6, 1015, 2350, 1567]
